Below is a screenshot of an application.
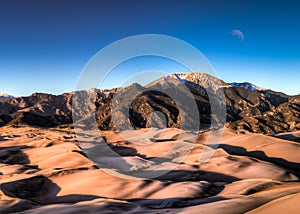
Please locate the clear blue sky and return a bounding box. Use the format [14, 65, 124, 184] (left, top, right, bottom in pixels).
[0, 0, 300, 96]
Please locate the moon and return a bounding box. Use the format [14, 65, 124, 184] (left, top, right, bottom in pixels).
[230, 30, 245, 41]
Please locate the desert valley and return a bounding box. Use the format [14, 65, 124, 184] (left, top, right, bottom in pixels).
[0, 73, 300, 213]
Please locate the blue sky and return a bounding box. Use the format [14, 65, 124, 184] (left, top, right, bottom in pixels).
[0, 0, 300, 96]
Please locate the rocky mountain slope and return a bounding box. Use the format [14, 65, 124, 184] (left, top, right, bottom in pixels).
[0, 73, 299, 134]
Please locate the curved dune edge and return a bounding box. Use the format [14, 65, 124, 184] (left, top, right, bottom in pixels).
[0, 126, 300, 213]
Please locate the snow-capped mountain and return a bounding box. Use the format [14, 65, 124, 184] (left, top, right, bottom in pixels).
[147, 72, 269, 94]
[165, 72, 229, 93]
[169, 73, 268, 93]
[0, 94, 14, 102]
[170, 72, 228, 88]
[229, 82, 266, 92]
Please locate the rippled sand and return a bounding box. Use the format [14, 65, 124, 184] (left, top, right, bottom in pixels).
[1, 126, 300, 213]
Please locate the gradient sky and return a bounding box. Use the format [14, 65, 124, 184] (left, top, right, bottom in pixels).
[1, 0, 300, 96]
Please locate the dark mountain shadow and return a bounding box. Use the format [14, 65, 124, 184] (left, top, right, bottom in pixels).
[0, 199, 38, 214]
[0, 145, 31, 165]
[2, 196, 230, 213]
[129, 109, 147, 128]
[130, 196, 229, 209]
[109, 143, 147, 159]
[0, 175, 100, 205]
[208, 143, 300, 177]
[149, 169, 239, 183]
[269, 133, 300, 143]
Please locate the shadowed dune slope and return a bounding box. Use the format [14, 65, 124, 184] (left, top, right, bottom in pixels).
[0, 126, 300, 213]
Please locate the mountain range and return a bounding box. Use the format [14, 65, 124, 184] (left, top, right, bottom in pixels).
[1, 73, 299, 134]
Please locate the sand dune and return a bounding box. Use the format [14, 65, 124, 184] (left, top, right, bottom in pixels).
[1, 126, 300, 213]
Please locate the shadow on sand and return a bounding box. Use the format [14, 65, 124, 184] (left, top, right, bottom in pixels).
[208, 143, 300, 177]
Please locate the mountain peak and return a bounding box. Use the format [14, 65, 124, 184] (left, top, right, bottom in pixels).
[168, 72, 229, 93]
[229, 82, 266, 91]
[0, 94, 14, 102]
[0, 93, 13, 97]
